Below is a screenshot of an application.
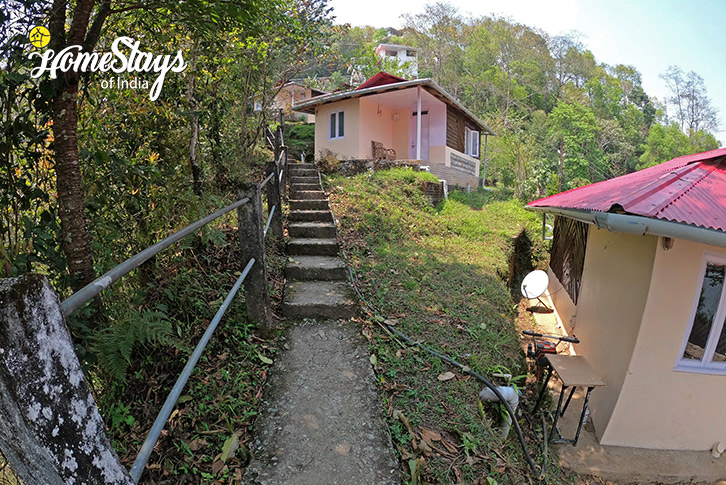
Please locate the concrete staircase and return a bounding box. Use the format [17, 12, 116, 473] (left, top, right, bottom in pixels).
[283, 163, 357, 319]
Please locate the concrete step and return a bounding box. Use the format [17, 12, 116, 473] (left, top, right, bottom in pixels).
[288, 210, 333, 223]
[289, 222, 336, 239]
[290, 176, 319, 185]
[290, 183, 322, 192]
[289, 162, 316, 169]
[282, 281, 358, 319]
[288, 171, 318, 180]
[287, 238, 339, 256]
[285, 256, 348, 281]
[290, 199, 329, 211]
[291, 190, 327, 200]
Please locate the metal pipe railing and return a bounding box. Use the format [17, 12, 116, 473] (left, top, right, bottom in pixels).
[61, 198, 250, 315]
[129, 257, 255, 483]
[260, 170, 275, 188]
[263, 205, 276, 239]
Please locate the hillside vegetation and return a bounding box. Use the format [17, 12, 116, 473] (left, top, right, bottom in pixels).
[326, 169, 570, 484]
[310, 3, 720, 201]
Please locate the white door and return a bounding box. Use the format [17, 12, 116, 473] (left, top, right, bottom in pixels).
[409, 112, 430, 161]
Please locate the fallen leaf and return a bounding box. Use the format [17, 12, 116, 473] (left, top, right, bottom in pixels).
[417, 439, 433, 457]
[408, 458, 420, 485]
[257, 353, 273, 365]
[220, 433, 240, 462]
[211, 459, 225, 474]
[420, 429, 442, 443]
[189, 438, 207, 451]
[441, 438, 459, 454]
[370, 354, 378, 367]
[398, 445, 415, 460]
[384, 318, 398, 326]
[437, 371, 456, 381]
[393, 410, 415, 436]
[453, 465, 462, 483]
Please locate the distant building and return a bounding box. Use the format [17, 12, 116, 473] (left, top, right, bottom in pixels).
[375, 44, 419, 79]
[268, 82, 327, 123]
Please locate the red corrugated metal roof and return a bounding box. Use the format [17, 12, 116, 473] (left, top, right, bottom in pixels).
[355, 71, 407, 91]
[528, 148, 726, 232]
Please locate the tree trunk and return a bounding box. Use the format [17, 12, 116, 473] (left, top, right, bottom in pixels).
[187, 40, 201, 196]
[47, 0, 101, 293]
[52, 80, 95, 292]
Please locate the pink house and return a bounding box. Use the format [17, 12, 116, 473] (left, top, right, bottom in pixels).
[292, 72, 496, 188]
[528, 148, 726, 451]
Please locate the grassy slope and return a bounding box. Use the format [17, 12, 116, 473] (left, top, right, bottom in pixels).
[326, 169, 573, 484]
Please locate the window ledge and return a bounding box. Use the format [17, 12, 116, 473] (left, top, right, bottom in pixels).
[673, 364, 726, 376]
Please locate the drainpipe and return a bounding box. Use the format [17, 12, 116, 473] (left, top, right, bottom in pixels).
[479, 386, 520, 438]
[527, 206, 726, 248]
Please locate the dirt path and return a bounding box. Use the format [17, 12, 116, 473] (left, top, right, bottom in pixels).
[243, 319, 400, 484]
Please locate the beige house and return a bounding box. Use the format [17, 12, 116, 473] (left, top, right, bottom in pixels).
[528, 148, 726, 451]
[292, 72, 496, 188]
[269, 82, 327, 123]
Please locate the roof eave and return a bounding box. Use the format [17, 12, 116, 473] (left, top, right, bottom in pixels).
[527, 206, 726, 248]
[292, 78, 496, 136]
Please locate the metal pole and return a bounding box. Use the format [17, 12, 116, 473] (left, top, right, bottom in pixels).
[263, 205, 276, 239]
[62, 197, 249, 315]
[482, 134, 489, 188]
[129, 259, 255, 483]
[416, 85, 422, 160]
[265, 161, 283, 239]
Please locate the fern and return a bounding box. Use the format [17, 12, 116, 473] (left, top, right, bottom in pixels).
[90, 309, 186, 382]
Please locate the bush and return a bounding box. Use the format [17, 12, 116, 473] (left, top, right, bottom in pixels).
[317, 148, 341, 173]
[285, 123, 315, 162]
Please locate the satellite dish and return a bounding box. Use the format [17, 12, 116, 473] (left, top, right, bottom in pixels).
[521, 270, 552, 312]
[521, 270, 549, 299]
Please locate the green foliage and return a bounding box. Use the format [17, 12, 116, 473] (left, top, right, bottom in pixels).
[285, 123, 316, 161]
[90, 308, 184, 382]
[550, 102, 606, 188]
[638, 123, 691, 169]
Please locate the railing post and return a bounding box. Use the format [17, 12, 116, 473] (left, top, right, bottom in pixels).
[0, 274, 133, 485]
[265, 162, 283, 240]
[237, 183, 273, 337]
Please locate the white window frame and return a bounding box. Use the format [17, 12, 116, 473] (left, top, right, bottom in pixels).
[329, 110, 345, 140]
[675, 251, 726, 375]
[465, 127, 480, 158]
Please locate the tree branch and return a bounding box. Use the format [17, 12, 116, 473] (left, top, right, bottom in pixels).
[67, 0, 95, 46]
[82, 0, 112, 52]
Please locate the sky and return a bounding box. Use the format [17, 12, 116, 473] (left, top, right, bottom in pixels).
[327, 0, 726, 142]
